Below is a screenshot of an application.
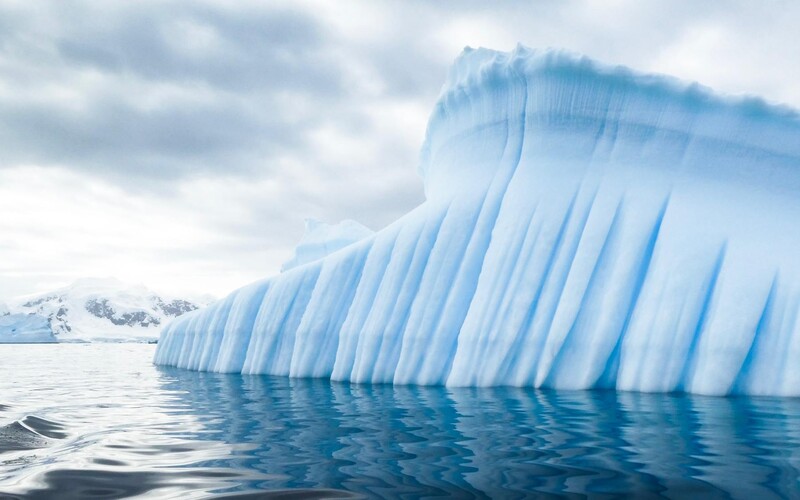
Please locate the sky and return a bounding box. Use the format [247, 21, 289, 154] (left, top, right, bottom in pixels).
[1, 0, 798, 300]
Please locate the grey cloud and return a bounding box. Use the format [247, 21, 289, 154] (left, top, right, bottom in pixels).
[1, 0, 798, 190]
[55, 5, 340, 94]
[2, 0, 799, 299]
[0, 1, 390, 184]
[0, 89, 301, 181]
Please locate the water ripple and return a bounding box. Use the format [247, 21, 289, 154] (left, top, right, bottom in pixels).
[0, 416, 66, 453]
[1, 344, 799, 498]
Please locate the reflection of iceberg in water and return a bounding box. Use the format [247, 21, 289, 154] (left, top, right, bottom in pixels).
[156, 46, 800, 396]
[156, 368, 800, 497]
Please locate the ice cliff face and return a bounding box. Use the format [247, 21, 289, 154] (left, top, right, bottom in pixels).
[155, 46, 800, 396]
[0, 313, 56, 343]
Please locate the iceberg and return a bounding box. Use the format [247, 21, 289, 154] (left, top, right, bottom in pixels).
[155, 46, 800, 396]
[0, 313, 57, 343]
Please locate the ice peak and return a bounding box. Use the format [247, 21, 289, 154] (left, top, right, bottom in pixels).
[281, 219, 374, 272]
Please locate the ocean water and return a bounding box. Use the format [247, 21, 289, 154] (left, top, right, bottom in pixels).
[0, 344, 798, 498]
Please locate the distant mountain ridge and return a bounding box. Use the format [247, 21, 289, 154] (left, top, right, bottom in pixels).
[7, 278, 212, 342]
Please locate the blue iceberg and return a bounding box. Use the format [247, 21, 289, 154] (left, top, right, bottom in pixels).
[0, 313, 57, 343]
[155, 46, 800, 396]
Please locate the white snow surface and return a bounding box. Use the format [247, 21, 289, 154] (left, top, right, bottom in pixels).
[0, 313, 56, 343]
[155, 46, 800, 396]
[9, 278, 210, 342]
[281, 219, 374, 272]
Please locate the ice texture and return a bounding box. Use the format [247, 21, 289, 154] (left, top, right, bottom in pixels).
[0, 313, 56, 343]
[155, 46, 800, 396]
[281, 219, 374, 272]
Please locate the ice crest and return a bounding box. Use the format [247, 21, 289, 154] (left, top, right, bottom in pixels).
[281, 219, 374, 272]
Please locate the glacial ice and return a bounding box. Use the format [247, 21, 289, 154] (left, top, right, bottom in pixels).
[281, 219, 374, 272]
[155, 46, 800, 396]
[0, 313, 56, 343]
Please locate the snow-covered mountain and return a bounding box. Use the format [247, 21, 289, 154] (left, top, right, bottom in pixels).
[8, 278, 211, 342]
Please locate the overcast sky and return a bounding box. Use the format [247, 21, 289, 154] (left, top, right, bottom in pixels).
[1, 0, 798, 299]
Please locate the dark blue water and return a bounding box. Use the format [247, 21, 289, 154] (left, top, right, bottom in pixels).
[1, 344, 799, 498]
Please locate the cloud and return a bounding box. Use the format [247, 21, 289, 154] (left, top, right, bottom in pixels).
[0, 1, 348, 181]
[1, 0, 798, 297]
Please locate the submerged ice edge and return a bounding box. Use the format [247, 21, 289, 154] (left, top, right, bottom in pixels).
[155, 46, 800, 396]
